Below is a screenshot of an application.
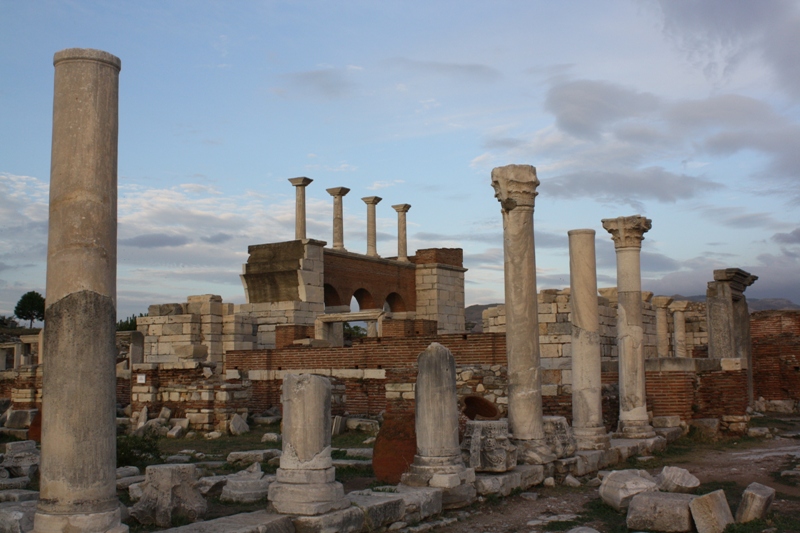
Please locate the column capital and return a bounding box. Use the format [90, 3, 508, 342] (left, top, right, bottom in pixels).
[362, 196, 382, 205]
[712, 268, 758, 294]
[652, 295, 674, 309]
[392, 203, 411, 213]
[326, 186, 350, 197]
[491, 164, 539, 211]
[289, 177, 313, 187]
[601, 215, 652, 249]
[669, 300, 691, 313]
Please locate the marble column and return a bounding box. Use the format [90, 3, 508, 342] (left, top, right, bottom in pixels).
[669, 301, 691, 358]
[400, 343, 476, 509]
[326, 187, 350, 251]
[491, 164, 554, 464]
[35, 48, 127, 533]
[568, 229, 610, 450]
[362, 196, 382, 257]
[652, 296, 674, 358]
[601, 215, 655, 439]
[289, 177, 313, 240]
[268, 374, 349, 515]
[392, 203, 411, 262]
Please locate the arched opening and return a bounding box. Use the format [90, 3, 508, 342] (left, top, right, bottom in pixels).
[353, 288, 377, 310]
[324, 284, 342, 307]
[385, 292, 406, 312]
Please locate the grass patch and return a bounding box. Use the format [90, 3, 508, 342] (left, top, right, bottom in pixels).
[570, 498, 627, 533]
[335, 464, 374, 482]
[157, 430, 277, 457]
[543, 519, 581, 531]
[723, 513, 800, 533]
[332, 431, 375, 448]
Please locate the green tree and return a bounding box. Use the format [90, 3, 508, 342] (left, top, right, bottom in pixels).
[14, 291, 45, 328]
[117, 313, 144, 331]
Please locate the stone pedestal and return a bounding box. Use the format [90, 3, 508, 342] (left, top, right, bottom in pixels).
[392, 204, 411, 262]
[400, 343, 476, 509]
[326, 187, 350, 251]
[34, 48, 127, 533]
[669, 301, 691, 358]
[289, 177, 313, 240]
[268, 374, 350, 515]
[601, 215, 655, 439]
[568, 229, 610, 450]
[460, 420, 516, 472]
[491, 165, 554, 464]
[362, 196, 382, 257]
[652, 296, 673, 358]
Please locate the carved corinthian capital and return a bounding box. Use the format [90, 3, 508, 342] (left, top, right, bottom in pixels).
[491, 164, 539, 211]
[601, 215, 652, 249]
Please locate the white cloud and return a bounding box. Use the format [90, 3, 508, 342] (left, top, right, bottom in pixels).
[367, 180, 404, 191]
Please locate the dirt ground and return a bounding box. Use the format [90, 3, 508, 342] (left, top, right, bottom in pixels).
[434, 417, 800, 533]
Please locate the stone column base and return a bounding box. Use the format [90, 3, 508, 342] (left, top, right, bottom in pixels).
[573, 427, 611, 450]
[268, 467, 349, 516]
[400, 455, 476, 509]
[617, 420, 656, 439]
[33, 507, 127, 533]
[513, 438, 556, 465]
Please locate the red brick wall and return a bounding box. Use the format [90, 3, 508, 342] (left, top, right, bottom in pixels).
[117, 377, 131, 406]
[693, 370, 749, 418]
[382, 319, 438, 338]
[645, 371, 695, 421]
[323, 251, 417, 310]
[275, 325, 315, 349]
[410, 248, 463, 267]
[751, 310, 800, 402]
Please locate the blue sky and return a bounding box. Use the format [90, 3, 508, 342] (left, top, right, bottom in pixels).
[2, 0, 800, 320]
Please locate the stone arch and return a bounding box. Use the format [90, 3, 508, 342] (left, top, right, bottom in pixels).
[353, 288, 377, 310]
[385, 292, 407, 312]
[324, 284, 342, 307]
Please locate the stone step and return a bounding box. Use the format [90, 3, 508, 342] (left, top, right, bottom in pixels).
[161, 510, 293, 532]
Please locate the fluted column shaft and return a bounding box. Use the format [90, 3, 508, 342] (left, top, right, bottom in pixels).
[36, 47, 127, 533]
[602, 215, 655, 439]
[653, 296, 674, 358]
[326, 187, 349, 251]
[289, 177, 313, 240]
[568, 229, 609, 450]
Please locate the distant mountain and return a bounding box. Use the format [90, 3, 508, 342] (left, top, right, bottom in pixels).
[464, 303, 501, 333]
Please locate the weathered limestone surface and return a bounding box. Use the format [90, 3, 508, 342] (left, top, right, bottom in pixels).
[326, 187, 350, 251]
[392, 204, 411, 262]
[599, 469, 658, 511]
[161, 510, 294, 533]
[362, 196, 382, 257]
[602, 215, 655, 439]
[735, 482, 775, 523]
[289, 177, 313, 240]
[491, 164, 553, 464]
[129, 464, 207, 528]
[568, 229, 610, 451]
[221, 463, 274, 504]
[652, 296, 674, 358]
[689, 489, 734, 533]
[268, 374, 349, 516]
[656, 466, 700, 493]
[400, 343, 476, 508]
[35, 47, 127, 533]
[2, 441, 39, 478]
[626, 492, 696, 533]
[460, 420, 516, 472]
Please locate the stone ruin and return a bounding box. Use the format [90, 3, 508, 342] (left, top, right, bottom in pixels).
[0, 46, 787, 533]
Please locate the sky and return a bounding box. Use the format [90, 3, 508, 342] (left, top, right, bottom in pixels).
[1, 0, 800, 322]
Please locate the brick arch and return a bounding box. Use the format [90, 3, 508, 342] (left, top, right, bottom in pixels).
[385, 292, 407, 312]
[324, 284, 342, 307]
[352, 288, 377, 310]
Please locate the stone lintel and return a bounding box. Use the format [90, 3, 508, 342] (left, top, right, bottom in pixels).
[668, 300, 691, 312]
[601, 215, 652, 249]
[712, 268, 758, 295]
[652, 296, 673, 308]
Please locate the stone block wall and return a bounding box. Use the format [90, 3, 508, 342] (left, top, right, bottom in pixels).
[414, 263, 466, 334]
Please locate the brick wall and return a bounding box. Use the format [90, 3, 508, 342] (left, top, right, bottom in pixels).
[751, 310, 800, 403]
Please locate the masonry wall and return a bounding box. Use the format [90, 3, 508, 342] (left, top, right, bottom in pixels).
[751, 310, 800, 406]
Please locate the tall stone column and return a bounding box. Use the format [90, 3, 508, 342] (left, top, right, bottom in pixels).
[491, 164, 554, 464]
[669, 301, 690, 358]
[326, 187, 350, 251]
[392, 203, 411, 262]
[568, 229, 610, 450]
[289, 177, 313, 240]
[362, 196, 382, 257]
[35, 48, 127, 533]
[601, 215, 655, 439]
[652, 296, 674, 358]
[268, 374, 349, 515]
[400, 343, 476, 509]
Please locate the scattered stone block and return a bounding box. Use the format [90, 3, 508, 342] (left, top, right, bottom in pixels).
[227, 450, 271, 464]
[117, 466, 140, 479]
[655, 427, 684, 443]
[565, 528, 600, 533]
[117, 475, 146, 491]
[159, 407, 172, 421]
[394, 485, 442, 523]
[166, 454, 191, 464]
[0, 500, 36, 532]
[543, 477, 555, 487]
[735, 482, 775, 523]
[196, 475, 228, 498]
[205, 431, 222, 440]
[689, 489, 734, 533]
[564, 474, 581, 487]
[656, 466, 700, 493]
[4, 411, 37, 430]
[253, 416, 282, 425]
[747, 427, 770, 438]
[475, 471, 521, 496]
[652, 416, 681, 428]
[229, 414, 250, 436]
[346, 418, 380, 434]
[167, 425, 184, 439]
[1, 441, 39, 479]
[0, 490, 38, 503]
[292, 506, 365, 533]
[0, 478, 29, 491]
[331, 415, 344, 436]
[129, 464, 207, 527]
[348, 491, 405, 529]
[690, 419, 720, 439]
[261, 433, 281, 443]
[129, 482, 144, 502]
[599, 470, 658, 511]
[626, 492, 695, 532]
[162, 510, 294, 533]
